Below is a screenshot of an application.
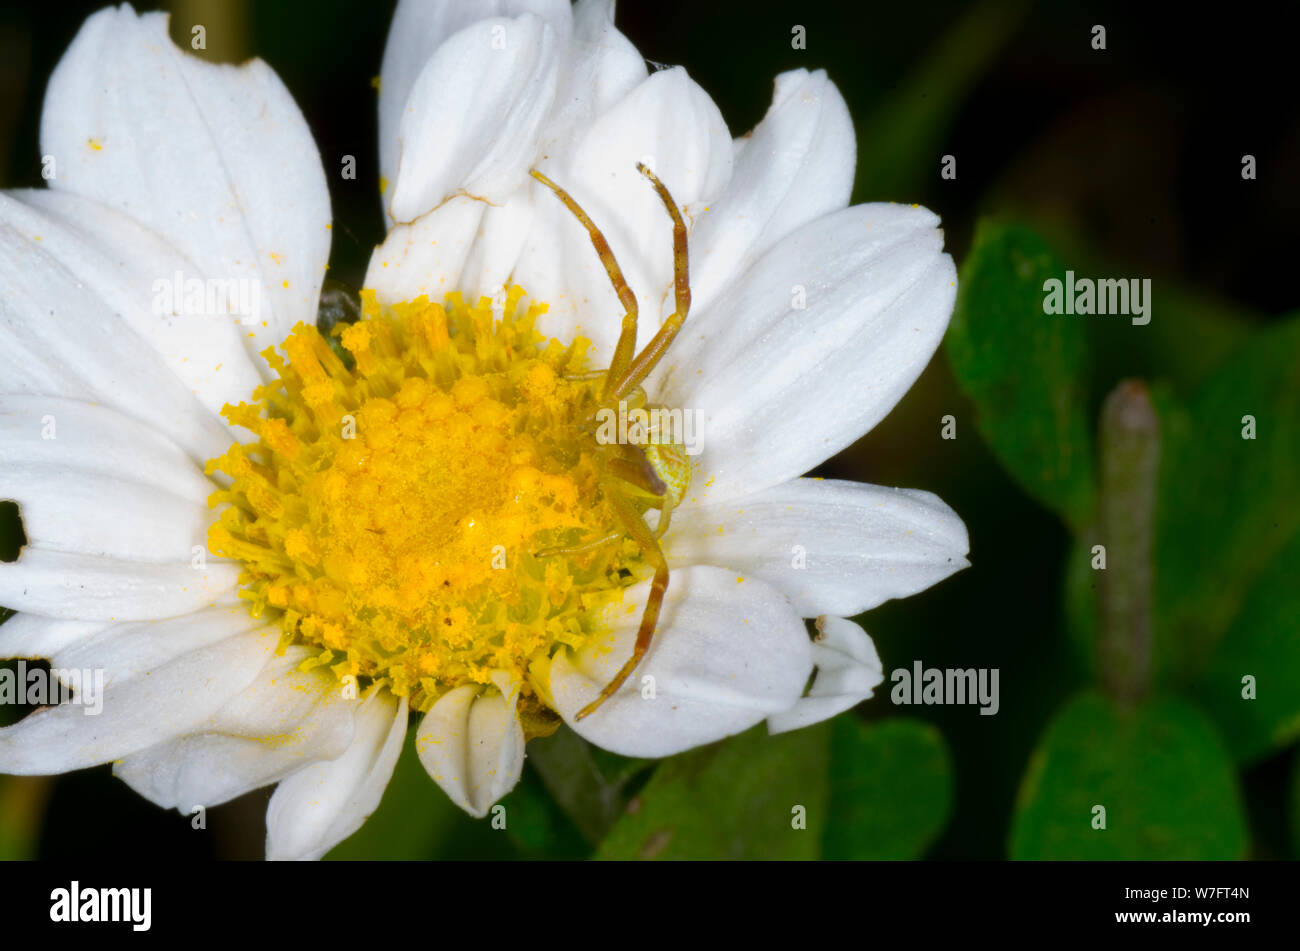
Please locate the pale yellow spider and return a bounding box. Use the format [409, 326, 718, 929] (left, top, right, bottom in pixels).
[529, 163, 692, 721]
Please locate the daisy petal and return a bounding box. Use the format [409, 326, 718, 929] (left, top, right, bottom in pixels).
[0, 453, 214, 563]
[521, 66, 733, 361]
[415, 671, 525, 817]
[52, 604, 273, 691]
[0, 214, 235, 463]
[767, 616, 884, 734]
[114, 647, 358, 811]
[6, 189, 265, 426]
[688, 68, 855, 317]
[388, 15, 561, 224]
[0, 395, 238, 618]
[661, 203, 957, 501]
[364, 196, 485, 307]
[537, 0, 647, 154]
[667, 478, 969, 617]
[0, 614, 108, 660]
[456, 185, 536, 303]
[0, 548, 241, 622]
[0, 622, 276, 774]
[550, 565, 812, 758]
[0, 396, 214, 505]
[265, 688, 408, 861]
[379, 0, 574, 209]
[40, 5, 331, 355]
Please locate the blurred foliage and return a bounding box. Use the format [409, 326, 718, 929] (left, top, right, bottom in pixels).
[526, 725, 650, 846]
[947, 221, 1096, 532]
[598, 724, 831, 860]
[1010, 692, 1247, 859]
[1195, 533, 1300, 765]
[1151, 319, 1300, 683]
[823, 717, 952, 860]
[0, 0, 1296, 860]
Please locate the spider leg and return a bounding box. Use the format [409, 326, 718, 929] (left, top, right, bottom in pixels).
[533, 531, 622, 559]
[607, 163, 691, 400]
[575, 476, 670, 720]
[529, 169, 640, 391]
[652, 494, 675, 540]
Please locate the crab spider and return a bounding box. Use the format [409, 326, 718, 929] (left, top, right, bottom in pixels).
[529, 163, 692, 721]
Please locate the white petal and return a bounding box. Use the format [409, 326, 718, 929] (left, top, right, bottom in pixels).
[456, 185, 536, 303]
[550, 565, 812, 757]
[364, 197, 485, 306]
[688, 69, 855, 317]
[519, 66, 733, 362]
[1, 455, 214, 564]
[115, 647, 357, 811]
[52, 603, 266, 690]
[666, 478, 969, 617]
[0, 548, 241, 622]
[0, 614, 108, 659]
[388, 15, 561, 224]
[40, 6, 331, 356]
[536, 0, 647, 155]
[0, 396, 215, 505]
[767, 616, 883, 734]
[658, 203, 957, 501]
[0, 622, 277, 774]
[0, 210, 236, 463]
[0, 394, 239, 619]
[379, 0, 574, 211]
[5, 190, 265, 426]
[415, 670, 525, 817]
[265, 688, 408, 861]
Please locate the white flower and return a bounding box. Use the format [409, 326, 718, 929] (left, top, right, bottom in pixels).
[0, 0, 968, 860]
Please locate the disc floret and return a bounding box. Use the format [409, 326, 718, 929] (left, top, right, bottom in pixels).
[207, 287, 642, 720]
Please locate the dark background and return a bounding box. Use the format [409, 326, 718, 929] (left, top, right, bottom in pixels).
[0, 0, 1295, 860]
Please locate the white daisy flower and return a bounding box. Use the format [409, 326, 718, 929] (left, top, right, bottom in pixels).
[0, 0, 968, 860]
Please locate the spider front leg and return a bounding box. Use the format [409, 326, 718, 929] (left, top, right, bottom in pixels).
[606, 163, 692, 400]
[575, 476, 670, 721]
[529, 168, 641, 391]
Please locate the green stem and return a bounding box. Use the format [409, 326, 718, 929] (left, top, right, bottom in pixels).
[1097, 380, 1161, 706]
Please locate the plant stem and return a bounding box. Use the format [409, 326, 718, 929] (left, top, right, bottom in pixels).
[1097, 380, 1161, 706]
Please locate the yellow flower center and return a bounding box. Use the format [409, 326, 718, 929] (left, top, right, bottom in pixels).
[206, 286, 647, 727]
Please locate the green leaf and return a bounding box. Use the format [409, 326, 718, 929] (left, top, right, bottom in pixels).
[326, 726, 518, 860]
[526, 726, 652, 846]
[946, 220, 1096, 531]
[1152, 316, 1300, 681]
[1194, 530, 1300, 763]
[823, 717, 952, 859]
[597, 723, 830, 860]
[1010, 691, 1248, 860]
[498, 765, 591, 859]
